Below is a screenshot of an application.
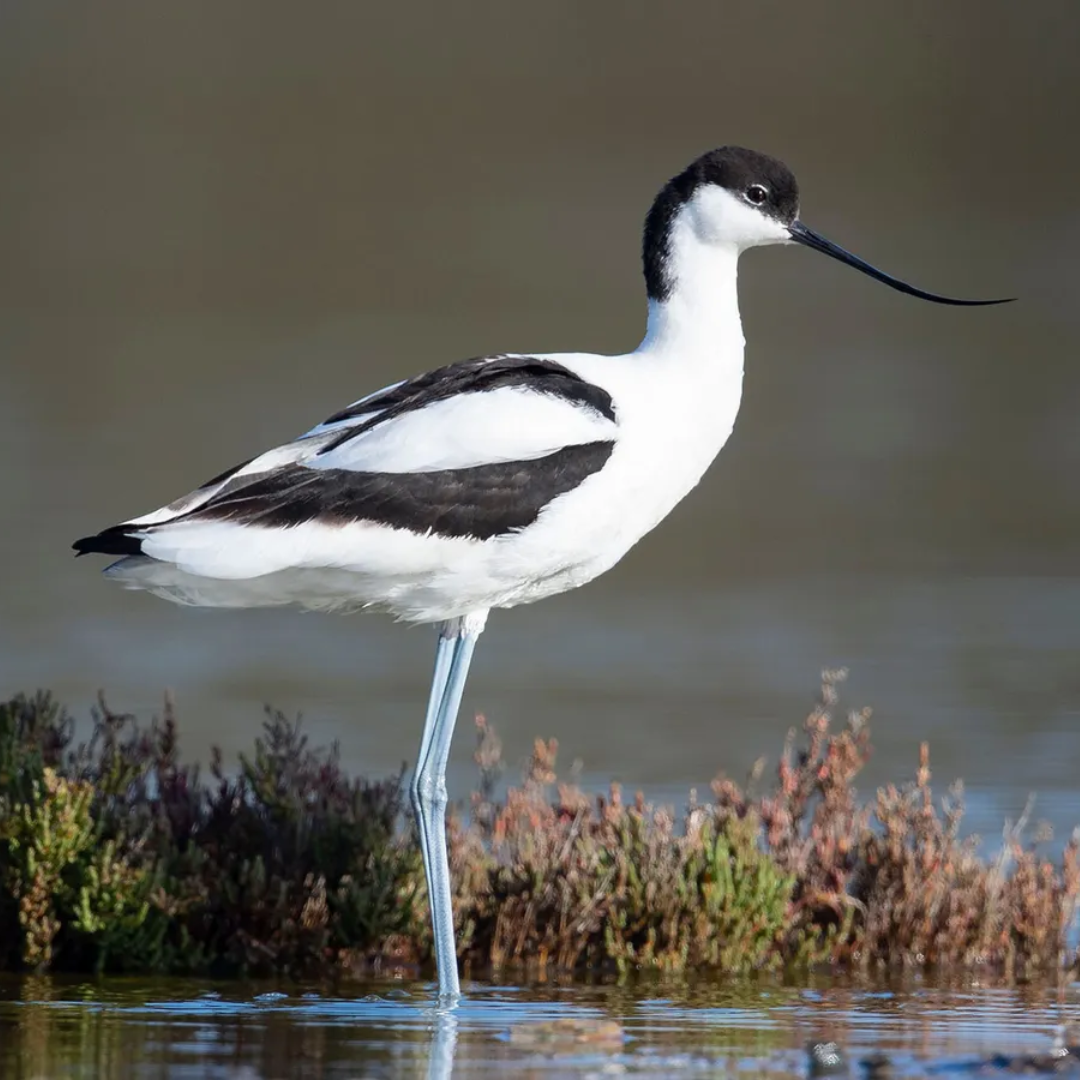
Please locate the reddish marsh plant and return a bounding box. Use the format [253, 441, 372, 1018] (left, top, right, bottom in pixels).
[0, 678, 1075, 979]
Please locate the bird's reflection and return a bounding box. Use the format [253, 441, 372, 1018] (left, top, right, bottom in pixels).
[425, 1000, 459, 1080]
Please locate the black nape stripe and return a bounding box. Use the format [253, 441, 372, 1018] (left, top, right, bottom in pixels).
[171, 441, 615, 542]
[643, 170, 698, 304]
[318, 355, 616, 453]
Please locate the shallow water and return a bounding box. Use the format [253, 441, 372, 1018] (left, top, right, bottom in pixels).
[1, 974, 1078, 1078]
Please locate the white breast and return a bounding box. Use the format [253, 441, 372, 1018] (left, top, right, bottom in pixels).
[454, 345, 746, 611]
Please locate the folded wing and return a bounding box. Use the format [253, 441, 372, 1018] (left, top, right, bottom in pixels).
[73, 355, 619, 561]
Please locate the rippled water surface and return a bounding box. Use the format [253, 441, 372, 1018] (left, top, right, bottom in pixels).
[2, 975, 1078, 1078]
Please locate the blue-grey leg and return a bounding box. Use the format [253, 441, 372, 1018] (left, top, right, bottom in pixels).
[410, 610, 488, 999]
[410, 630, 455, 991]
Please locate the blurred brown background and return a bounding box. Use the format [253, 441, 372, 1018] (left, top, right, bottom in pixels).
[1, 1, 1078, 834]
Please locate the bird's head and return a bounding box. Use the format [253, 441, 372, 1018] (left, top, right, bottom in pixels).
[643, 145, 1012, 307]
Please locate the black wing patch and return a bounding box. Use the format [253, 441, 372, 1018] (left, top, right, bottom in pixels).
[317, 355, 616, 454]
[73, 441, 615, 551]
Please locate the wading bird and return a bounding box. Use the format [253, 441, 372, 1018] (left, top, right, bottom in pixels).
[74, 146, 1009, 998]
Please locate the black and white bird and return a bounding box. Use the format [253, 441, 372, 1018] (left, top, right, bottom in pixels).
[74, 146, 1009, 998]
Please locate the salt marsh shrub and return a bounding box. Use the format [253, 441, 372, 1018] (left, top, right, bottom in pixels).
[0, 679, 1075, 980]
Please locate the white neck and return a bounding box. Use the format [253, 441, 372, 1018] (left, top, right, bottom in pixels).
[636, 219, 745, 365]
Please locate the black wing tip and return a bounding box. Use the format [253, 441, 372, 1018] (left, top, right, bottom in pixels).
[72, 529, 144, 557]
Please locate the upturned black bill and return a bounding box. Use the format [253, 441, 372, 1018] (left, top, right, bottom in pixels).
[788, 221, 1013, 306]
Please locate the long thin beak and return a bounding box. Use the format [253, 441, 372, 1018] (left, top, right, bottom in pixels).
[788, 220, 1014, 306]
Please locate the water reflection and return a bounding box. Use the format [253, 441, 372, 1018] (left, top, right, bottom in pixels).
[427, 1006, 457, 1080]
[1, 975, 1078, 1078]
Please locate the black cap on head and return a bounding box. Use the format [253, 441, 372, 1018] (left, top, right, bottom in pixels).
[691, 146, 800, 224]
[643, 146, 799, 301]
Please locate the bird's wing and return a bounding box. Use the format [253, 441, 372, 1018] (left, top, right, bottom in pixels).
[73, 354, 618, 557]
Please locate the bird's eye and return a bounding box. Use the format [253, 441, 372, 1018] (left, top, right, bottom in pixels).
[745, 184, 769, 205]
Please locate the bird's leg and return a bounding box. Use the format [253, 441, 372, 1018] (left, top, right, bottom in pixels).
[410, 610, 488, 999]
[411, 630, 457, 922]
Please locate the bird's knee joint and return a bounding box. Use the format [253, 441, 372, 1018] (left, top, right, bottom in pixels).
[411, 773, 447, 811]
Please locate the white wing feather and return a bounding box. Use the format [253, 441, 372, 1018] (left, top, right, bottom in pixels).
[310, 385, 615, 473]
